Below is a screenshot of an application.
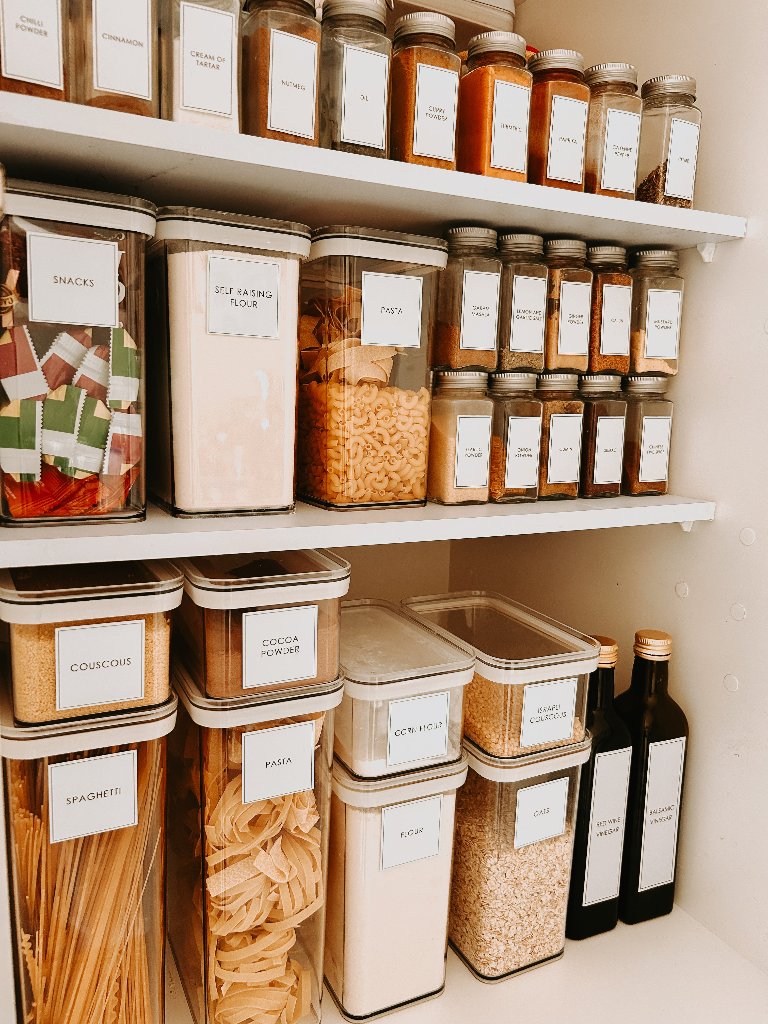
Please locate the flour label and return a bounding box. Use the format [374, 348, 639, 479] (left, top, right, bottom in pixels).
[381, 795, 442, 869]
[207, 255, 280, 339]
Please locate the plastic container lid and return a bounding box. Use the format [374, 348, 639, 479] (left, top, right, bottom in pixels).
[4, 179, 157, 236]
[402, 592, 600, 685]
[0, 562, 184, 625]
[463, 733, 591, 783]
[332, 753, 468, 808]
[177, 550, 351, 610]
[154, 206, 311, 257]
[307, 226, 448, 269]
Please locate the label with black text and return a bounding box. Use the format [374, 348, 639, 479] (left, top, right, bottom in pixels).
[509, 275, 547, 353]
[519, 677, 578, 748]
[242, 721, 315, 802]
[600, 283, 632, 355]
[55, 620, 145, 711]
[387, 691, 450, 766]
[268, 29, 317, 139]
[207, 254, 280, 338]
[180, 2, 236, 116]
[557, 280, 591, 356]
[0, 0, 63, 89]
[639, 737, 686, 891]
[547, 413, 582, 484]
[460, 270, 500, 350]
[600, 108, 641, 193]
[412, 63, 459, 161]
[48, 750, 138, 844]
[644, 289, 682, 360]
[341, 44, 388, 149]
[514, 776, 569, 849]
[454, 415, 492, 489]
[664, 119, 700, 202]
[583, 746, 632, 906]
[27, 233, 119, 328]
[504, 415, 542, 489]
[639, 415, 672, 483]
[242, 605, 318, 688]
[490, 79, 530, 173]
[593, 415, 626, 485]
[93, 0, 152, 99]
[381, 795, 442, 869]
[361, 271, 422, 348]
[546, 94, 588, 184]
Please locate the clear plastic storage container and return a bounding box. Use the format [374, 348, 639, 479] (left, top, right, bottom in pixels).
[298, 226, 447, 508]
[402, 592, 599, 759]
[169, 664, 342, 1024]
[0, 180, 156, 524]
[176, 550, 351, 699]
[449, 737, 590, 981]
[335, 599, 474, 777]
[434, 227, 501, 371]
[3, 685, 176, 1024]
[0, 0, 68, 100]
[325, 756, 468, 1019]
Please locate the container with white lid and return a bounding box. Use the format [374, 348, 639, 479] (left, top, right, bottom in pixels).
[169, 662, 343, 1024]
[336, 599, 474, 777]
[450, 736, 590, 982]
[0, 561, 183, 725]
[175, 550, 351, 700]
[325, 755, 468, 1020]
[402, 592, 600, 758]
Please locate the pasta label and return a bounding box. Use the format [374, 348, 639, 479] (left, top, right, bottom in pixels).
[55, 619, 145, 711]
[27, 233, 120, 329]
[381, 795, 443, 870]
[48, 749, 138, 844]
[361, 271, 423, 349]
[242, 605, 318, 688]
[241, 721, 316, 802]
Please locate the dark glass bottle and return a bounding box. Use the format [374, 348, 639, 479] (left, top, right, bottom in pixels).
[616, 629, 688, 923]
[567, 636, 632, 939]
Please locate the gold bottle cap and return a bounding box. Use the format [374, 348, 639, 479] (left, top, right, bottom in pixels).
[592, 635, 619, 668]
[634, 629, 672, 661]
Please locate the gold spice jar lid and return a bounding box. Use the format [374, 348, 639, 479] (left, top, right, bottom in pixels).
[468, 31, 527, 61]
[394, 11, 455, 44]
[642, 74, 696, 100]
[585, 63, 638, 88]
[634, 629, 672, 660]
[593, 635, 619, 668]
[528, 48, 584, 75]
[323, 0, 387, 25]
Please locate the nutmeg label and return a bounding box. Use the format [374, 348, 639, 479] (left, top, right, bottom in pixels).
[180, 2, 236, 117]
[665, 119, 700, 202]
[55, 620, 145, 711]
[387, 691, 450, 767]
[341, 43, 388, 150]
[644, 289, 682, 360]
[27, 233, 120, 328]
[490, 79, 531, 173]
[639, 415, 672, 483]
[207, 254, 280, 339]
[241, 721, 315, 803]
[242, 605, 318, 688]
[93, 0, 152, 100]
[639, 737, 686, 891]
[600, 108, 641, 194]
[48, 750, 138, 844]
[509, 274, 547, 353]
[546, 94, 588, 184]
[519, 677, 578, 748]
[268, 29, 318, 139]
[0, 0, 63, 89]
[460, 270, 500, 351]
[361, 271, 423, 349]
[514, 776, 569, 849]
[454, 415, 492, 489]
[381, 795, 443, 870]
[504, 415, 542, 489]
[583, 747, 632, 906]
[412, 63, 459, 162]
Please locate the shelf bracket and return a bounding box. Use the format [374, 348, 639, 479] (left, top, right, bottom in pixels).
[680, 520, 695, 533]
[697, 242, 718, 264]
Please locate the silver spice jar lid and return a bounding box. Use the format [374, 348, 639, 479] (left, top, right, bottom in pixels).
[323, 0, 387, 26]
[587, 244, 628, 267]
[545, 238, 587, 261]
[538, 372, 579, 391]
[491, 372, 538, 392]
[580, 374, 623, 393]
[625, 375, 670, 394]
[641, 74, 696, 100]
[447, 226, 498, 252]
[499, 233, 544, 257]
[633, 248, 679, 270]
[528, 48, 584, 75]
[585, 62, 638, 87]
[435, 370, 490, 389]
[394, 11, 455, 44]
[468, 31, 527, 60]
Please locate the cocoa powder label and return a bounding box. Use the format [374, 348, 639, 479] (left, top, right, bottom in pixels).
[412, 62, 459, 162]
[460, 269, 500, 351]
[546, 94, 588, 184]
[0, 0, 63, 89]
[341, 43, 388, 150]
[583, 747, 632, 906]
[600, 108, 641, 194]
[207, 254, 280, 339]
[55, 619, 145, 711]
[514, 776, 569, 849]
[381, 796, 443, 870]
[27, 233, 120, 328]
[268, 29, 318, 140]
[665, 119, 700, 202]
[242, 605, 318, 688]
[490, 79, 530, 174]
[638, 737, 686, 891]
[241, 721, 315, 803]
[48, 750, 138, 844]
[179, 2, 236, 117]
[93, 0, 152, 99]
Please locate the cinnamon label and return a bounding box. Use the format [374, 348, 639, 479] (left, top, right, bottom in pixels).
[92, 0, 152, 99]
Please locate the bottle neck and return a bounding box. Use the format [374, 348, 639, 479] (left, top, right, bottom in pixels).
[393, 32, 454, 55]
[325, 13, 385, 32]
[533, 68, 584, 85]
[643, 91, 696, 110]
[590, 81, 637, 97]
[251, 0, 316, 17]
[630, 654, 669, 696]
[467, 50, 526, 72]
[589, 665, 616, 713]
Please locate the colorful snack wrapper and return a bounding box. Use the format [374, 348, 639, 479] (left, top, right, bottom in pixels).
[70, 396, 112, 477]
[107, 328, 140, 410]
[0, 399, 42, 482]
[103, 410, 142, 476]
[0, 326, 48, 401]
[41, 385, 86, 473]
[40, 328, 93, 390]
[72, 344, 110, 403]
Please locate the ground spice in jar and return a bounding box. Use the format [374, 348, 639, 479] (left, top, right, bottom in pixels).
[584, 63, 641, 198]
[0, 0, 68, 100]
[528, 49, 589, 191]
[544, 238, 591, 373]
[488, 372, 542, 502]
[537, 372, 584, 499]
[636, 76, 701, 209]
[427, 371, 493, 505]
[587, 245, 631, 375]
[629, 249, 683, 376]
[579, 374, 626, 499]
[622, 375, 673, 496]
[434, 227, 500, 371]
[497, 233, 548, 372]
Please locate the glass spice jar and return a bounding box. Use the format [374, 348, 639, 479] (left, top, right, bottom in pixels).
[584, 63, 642, 198]
[630, 249, 684, 376]
[319, 0, 391, 157]
[0, 0, 68, 100]
[457, 31, 531, 181]
[497, 233, 548, 373]
[489, 372, 542, 503]
[427, 371, 493, 506]
[537, 373, 584, 500]
[528, 49, 590, 191]
[579, 374, 627, 499]
[622, 376, 673, 496]
[587, 245, 632, 375]
[637, 75, 701, 208]
[434, 227, 501, 371]
[545, 238, 592, 373]
[389, 12, 461, 170]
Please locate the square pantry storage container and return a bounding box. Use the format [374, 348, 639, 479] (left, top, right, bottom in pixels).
[297, 226, 447, 508]
[0, 561, 183, 725]
[147, 206, 311, 516]
[175, 550, 351, 699]
[2, 683, 177, 1024]
[0, 180, 156, 524]
[325, 755, 468, 1020]
[168, 664, 343, 1024]
[449, 736, 590, 981]
[335, 599, 474, 778]
[402, 592, 599, 758]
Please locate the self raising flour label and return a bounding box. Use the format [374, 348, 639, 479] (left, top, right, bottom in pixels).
[361, 272, 423, 349]
[593, 415, 626, 485]
[341, 44, 388, 150]
[412, 63, 459, 162]
[505, 416, 542, 489]
[55, 620, 145, 712]
[387, 691, 450, 767]
[644, 289, 682, 360]
[510, 275, 547, 352]
[242, 721, 315, 803]
[27, 233, 120, 328]
[583, 747, 632, 906]
[242, 605, 318, 689]
[546, 95, 588, 184]
[514, 776, 569, 849]
[519, 678, 578, 748]
[639, 415, 672, 483]
[639, 737, 686, 891]
[48, 750, 138, 844]
[600, 283, 632, 355]
[600, 108, 641, 194]
[180, 2, 236, 117]
[93, 0, 152, 99]
[664, 119, 700, 202]
[207, 255, 280, 339]
[557, 280, 591, 355]
[490, 79, 531, 173]
[268, 30, 318, 139]
[460, 270, 500, 351]
[381, 795, 443, 870]
[0, 0, 63, 89]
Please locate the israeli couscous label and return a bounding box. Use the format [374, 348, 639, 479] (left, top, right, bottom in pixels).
[509, 274, 547, 353]
[519, 677, 578, 749]
[412, 62, 459, 162]
[639, 737, 686, 891]
[547, 413, 583, 485]
[490, 79, 530, 174]
[207, 254, 280, 339]
[460, 270, 500, 350]
[644, 289, 682, 360]
[93, 0, 153, 100]
[55, 619, 145, 711]
[514, 776, 569, 849]
[242, 605, 318, 688]
[27, 233, 120, 328]
[600, 108, 641, 194]
[665, 119, 700, 202]
[600, 283, 632, 355]
[454, 415, 492, 489]
[546, 94, 588, 184]
[341, 44, 388, 150]
[361, 271, 423, 349]
[593, 415, 626, 485]
[381, 795, 443, 870]
[387, 691, 450, 767]
[48, 750, 138, 844]
[0, 0, 63, 89]
[241, 721, 316, 802]
[639, 415, 672, 483]
[504, 415, 542, 489]
[583, 746, 632, 906]
[557, 280, 591, 355]
[268, 29, 317, 139]
[180, 2, 236, 116]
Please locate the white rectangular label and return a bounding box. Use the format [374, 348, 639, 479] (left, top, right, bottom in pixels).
[412, 62, 459, 162]
[557, 280, 591, 356]
[600, 108, 641, 193]
[460, 270, 500, 351]
[27, 233, 119, 328]
[242, 605, 318, 689]
[268, 29, 318, 139]
[207, 255, 280, 339]
[583, 746, 632, 906]
[93, 0, 152, 100]
[519, 677, 578, 749]
[644, 289, 682, 360]
[547, 413, 582, 485]
[639, 737, 686, 892]
[341, 43, 388, 150]
[600, 283, 632, 355]
[504, 416, 541, 489]
[454, 415, 492, 489]
[48, 750, 138, 844]
[546, 94, 588, 184]
[509, 274, 547, 353]
[665, 118, 700, 201]
[381, 795, 442, 870]
[241, 721, 315, 803]
[180, 2, 236, 116]
[55, 620, 145, 712]
[514, 776, 569, 849]
[361, 271, 422, 348]
[639, 415, 672, 483]
[490, 79, 530, 173]
[593, 415, 626, 485]
[0, 0, 62, 89]
[386, 691, 450, 767]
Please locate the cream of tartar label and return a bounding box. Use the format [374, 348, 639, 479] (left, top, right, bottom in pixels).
[55, 620, 145, 711]
[361, 271, 423, 349]
[504, 415, 541, 489]
[514, 776, 569, 849]
[412, 63, 459, 162]
[600, 283, 632, 355]
[242, 605, 318, 689]
[27, 233, 120, 328]
[0, 0, 63, 89]
[644, 289, 682, 360]
[519, 677, 578, 748]
[639, 737, 686, 892]
[180, 2, 236, 117]
[600, 108, 641, 193]
[48, 750, 138, 844]
[557, 280, 591, 355]
[593, 415, 626, 485]
[93, 0, 152, 100]
[546, 94, 588, 184]
[268, 29, 318, 139]
[639, 415, 672, 483]
[460, 270, 500, 351]
[381, 795, 442, 870]
[387, 691, 450, 767]
[454, 415, 492, 489]
[207, 254, 280, 339]
[490, 79, 531, 173]
[241, 721, 315, 803]
[665, 118, 700, 202]
[583, 746, 632, 906]
[509, 274, 547, 353]
[547, 413, 582, 484]
[341, 43, 388, 150]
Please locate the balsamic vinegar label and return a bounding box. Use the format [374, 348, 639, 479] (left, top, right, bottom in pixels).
[582, 747, 632, 906]
[638, 737, 686, 892]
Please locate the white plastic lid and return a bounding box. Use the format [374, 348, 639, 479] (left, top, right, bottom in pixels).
[463, 734, 591, 783]
[154, 206, 311, 257]
[332, 754, 468, 808]
[5, 179, 157, 236]
[307, 226, 448, 269]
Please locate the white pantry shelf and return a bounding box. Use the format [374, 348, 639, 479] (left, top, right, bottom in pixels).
[0, 95, 746, 247]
